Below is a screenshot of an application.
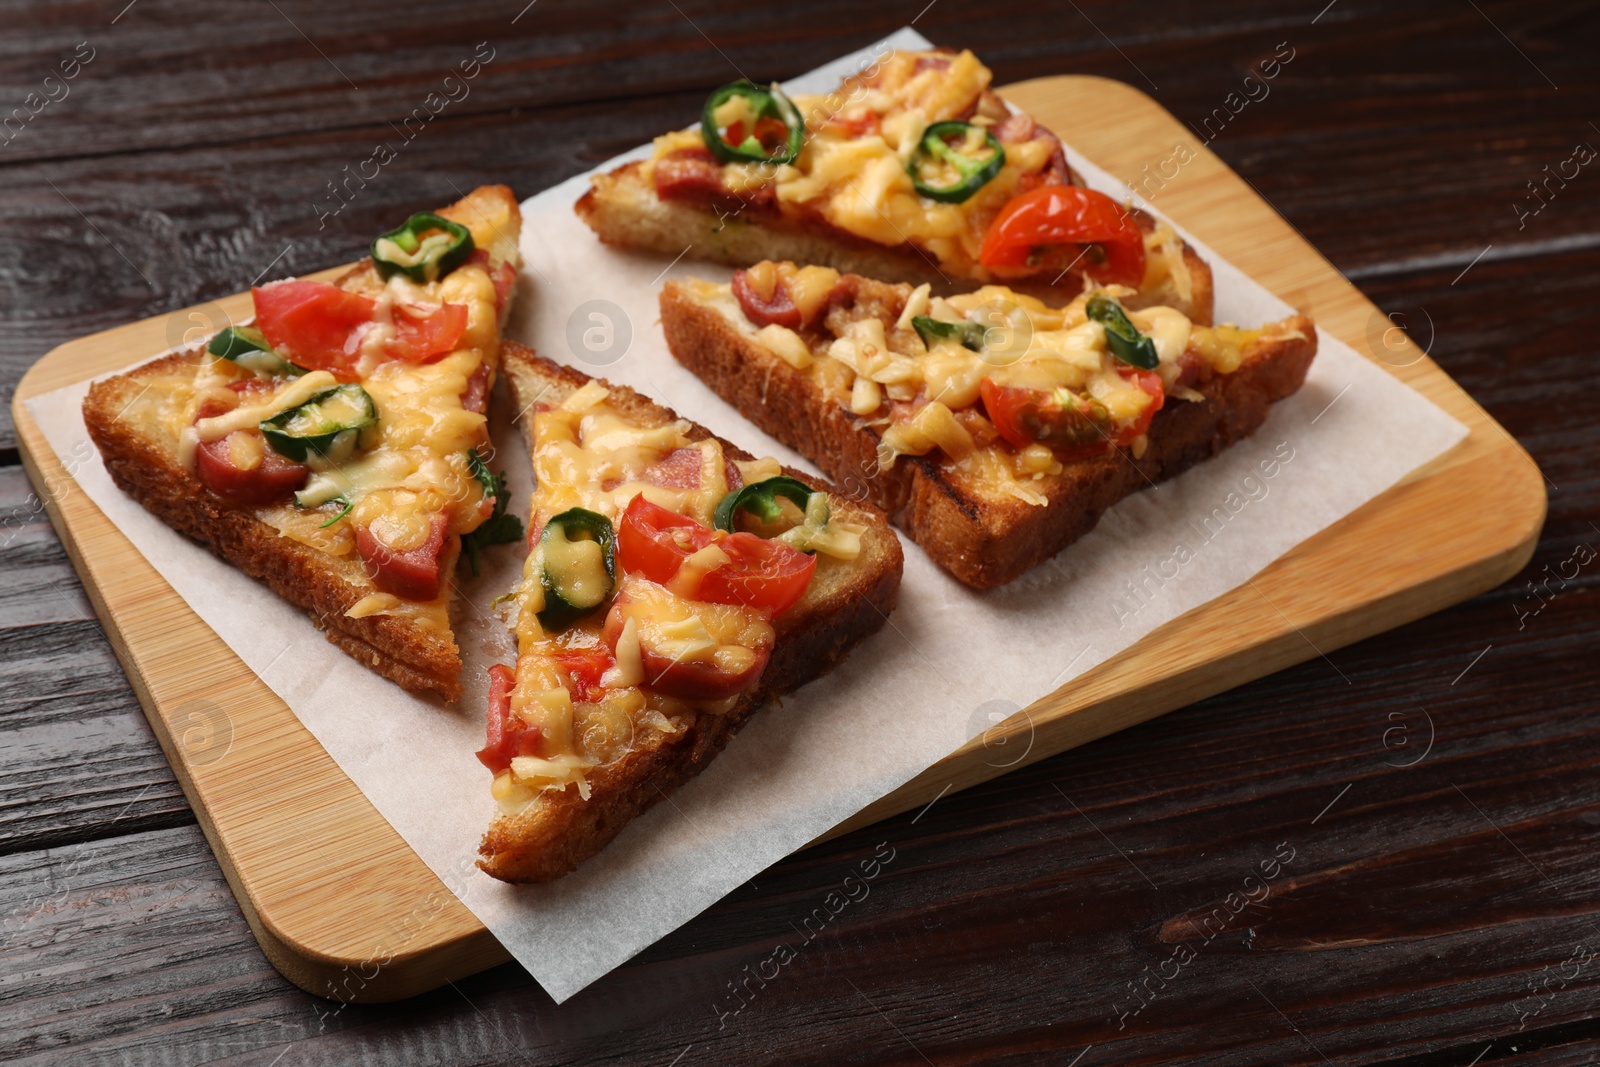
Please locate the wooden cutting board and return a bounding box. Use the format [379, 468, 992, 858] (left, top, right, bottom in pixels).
[10, 75, 1545, 1002]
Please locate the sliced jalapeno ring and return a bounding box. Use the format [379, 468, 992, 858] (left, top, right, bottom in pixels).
[908, 120, 1004, 204]
[713, 475, 816, 533]
[912, 315, 988, 353]
[700, 80, 805, 165]
[207, 325, 303, 377]
[537, 508, 616, 627]
[371, 212, 475, 284]
[1086, 294, 1160, 370]
[259, 383, 379, 465]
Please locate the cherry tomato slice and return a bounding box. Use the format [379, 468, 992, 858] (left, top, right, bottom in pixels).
[552, 647, 615, 704]
[253, 280, 376, 380]
[252, 279, 468, 380]
[697, 533, 815, 616]
[979, 186, 1146, 287]
[979, 378, 1113, 459]
[616, 495, 717, 586]
[387, 299, 468, 364]
[1114, 369, 1165, 445]
[614, 495, 815, 614]
[476, 663, 542, 773]
[355, 513, 450, 601]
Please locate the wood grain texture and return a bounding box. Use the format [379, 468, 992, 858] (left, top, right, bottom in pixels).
[9, 68, 1548, 1009]
[2, 0, 1597, 1062]
[2, 0, 1595, 450]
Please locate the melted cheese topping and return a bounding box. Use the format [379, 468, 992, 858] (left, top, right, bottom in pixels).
[646, 48, 1205, 303]
[157, 194, 521, 608]
[498, 390, 841, 807]
[645, 49, 1060, 279]
[701, 270, 1274, 506]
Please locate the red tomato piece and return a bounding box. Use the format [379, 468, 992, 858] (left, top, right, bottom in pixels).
[696, 533, 815, 616]
[252, 279, 467, 380]
[614, 495, 815, 614]
[551, 647, 615, 703]
[1114, 369, 1165, 445]
[978, 186, 1146, 287]
[616, 495, 717, 586]
[731, 268, 802, 329]
[476, 663, 542, 773]
[355, 513, 450, 601]
[386, 300, 468, 364]
[253, 280, 376, 380]
[978, 378, 1114, 460]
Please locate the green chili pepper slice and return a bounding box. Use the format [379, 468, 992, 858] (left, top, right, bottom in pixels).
[714, 475, 816, 533]
[259, 383, 379, 465]
[714, 476, 838, 555]
[537, 508, 617, 627]
[913, 315, 988, 353]
[1086, 295, 1160, 370]
[908, 120, 1005, 204]
[371, 212, 475, 284]
[701, 81, 805, 165]
[207, 325, 303, 377]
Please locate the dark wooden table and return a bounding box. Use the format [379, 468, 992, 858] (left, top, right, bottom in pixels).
[3, 2, 1598, 1063]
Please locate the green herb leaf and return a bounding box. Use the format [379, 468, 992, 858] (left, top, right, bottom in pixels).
[461, 447, 524, 577]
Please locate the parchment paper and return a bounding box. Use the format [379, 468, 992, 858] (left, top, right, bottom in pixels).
[25, 28, 1467, 1003]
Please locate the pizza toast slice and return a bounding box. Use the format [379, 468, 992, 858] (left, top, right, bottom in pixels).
[660, 261, 1316, 589]
[577, 47, 1213, 321]
[83, 185, 524, 700]
[476, 342, 903, 882]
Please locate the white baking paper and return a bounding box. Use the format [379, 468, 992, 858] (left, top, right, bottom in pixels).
[26, 28, 1466, 1003]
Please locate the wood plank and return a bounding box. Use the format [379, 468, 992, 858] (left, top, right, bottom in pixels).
[1, 0, 1595, 450]
[3, 559, 1595, 1065]
[8, 73, 1549, 1004]
[0, 466, 191, 855]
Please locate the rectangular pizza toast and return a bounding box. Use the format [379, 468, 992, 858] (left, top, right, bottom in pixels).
[576, 46, 1215, 323]
[659, 268, 1316, 589]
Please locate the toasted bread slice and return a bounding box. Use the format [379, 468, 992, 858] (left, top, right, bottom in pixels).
[83, 185, 524, 701]
[576, 47, 1214, 322]
[479, 342, 903, 883]
[660, 269, 1316, 589]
